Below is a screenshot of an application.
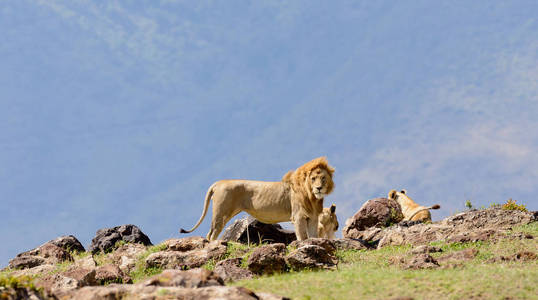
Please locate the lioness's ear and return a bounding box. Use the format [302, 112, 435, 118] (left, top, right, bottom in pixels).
[388, 189, 397, 199]
[330, 204, 336, 213]
[400, 189, 407, 194]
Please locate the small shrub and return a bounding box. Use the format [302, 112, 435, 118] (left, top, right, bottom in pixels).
[465, 199, 473, 210]
[0, 275, 37, 290]
[501, 199, 527, 212]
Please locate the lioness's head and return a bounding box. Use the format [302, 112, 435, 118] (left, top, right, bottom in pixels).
[318, 204, 339, 239]
[388, 189, 440, 222]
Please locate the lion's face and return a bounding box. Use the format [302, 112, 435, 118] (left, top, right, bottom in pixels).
[309, 167, 333, 200]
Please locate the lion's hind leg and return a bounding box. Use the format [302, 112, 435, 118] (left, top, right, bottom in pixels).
[207, 206, 242, 240]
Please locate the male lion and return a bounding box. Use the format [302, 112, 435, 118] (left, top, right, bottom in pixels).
[317, 204, 339, 239]
[180, 157, 335, 241]
[388, 189, 440, 222]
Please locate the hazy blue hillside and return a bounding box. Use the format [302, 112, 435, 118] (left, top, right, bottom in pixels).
[1, 1, 537, 266]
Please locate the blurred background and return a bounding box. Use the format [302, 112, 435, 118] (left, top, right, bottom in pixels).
[1, 1, 537, 266]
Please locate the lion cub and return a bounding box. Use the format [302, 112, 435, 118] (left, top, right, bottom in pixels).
[318, 204, 339, 239]
[388, 189, 440, 222]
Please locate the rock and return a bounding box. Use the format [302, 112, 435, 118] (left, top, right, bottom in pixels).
[489, 251, 537, 263]
[37, 268, 97, 297]
[447, 229, 502, 243]
[10, 264, 56, 278]
[63, 285, 287, 300]
[437, 248, 478, 263]
[89, 224, 152, 254]
[35, 243, 73, 264]
[247, 243, 287, 275]
[108, 243, 147, 274]
[145, 240, 227, 270]
[342, 197, 404, 239]
[0, 287, 48, 300]
[143, 268, 224, 288]
[164, 236, 208, 251]
[221, 216, 297, 245]
[10, 242, 74, 269]
[404, 254, 440, 269]
[286, 245, 337, 270]
[47, 235, 85, 253]
[62, 268, 98, 286]
[289, 238, 336, 255]
[8, 256, 46, 269]
[372, 208, 537, 248]
[332, 238, 372, 250]
[410, 245, 443, 255]
[75, 255, 97, 269]
[214, 258, 254, 282]
[95, 264, 132, 284]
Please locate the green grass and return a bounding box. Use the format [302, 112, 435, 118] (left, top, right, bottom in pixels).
[128, 243, 167, 283]
[234, 223, 538, 300]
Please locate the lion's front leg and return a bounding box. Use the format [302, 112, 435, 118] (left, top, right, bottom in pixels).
[293, 217, 308, 241]
[306, 216, 319, 238]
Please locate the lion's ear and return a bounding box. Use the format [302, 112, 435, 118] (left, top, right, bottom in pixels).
[388, 189, 397, 199]
[330, 204, 336, 213]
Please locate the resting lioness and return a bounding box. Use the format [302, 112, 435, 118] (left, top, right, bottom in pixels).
[181, 157, 335, 241]
[318, 204, 339, 239]
[388, 189, 440, 222]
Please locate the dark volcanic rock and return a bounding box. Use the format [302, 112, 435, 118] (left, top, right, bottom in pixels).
[48, 235, 85, 253]
[214, 258, 254, 282]
[286, 245, 337, 270]
[221, 216, 297, 245]
[343, 197, 404, 239]
[89, 224, 152, 254]
[247, 243, 287, 275]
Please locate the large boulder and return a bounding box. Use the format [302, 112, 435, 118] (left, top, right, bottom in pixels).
[89, 224, 152, 254]
[247, 243, 287, 275]
[145, 238, 227, 270]
[221, 217, 297, 245]
[343, 198, 404, 239]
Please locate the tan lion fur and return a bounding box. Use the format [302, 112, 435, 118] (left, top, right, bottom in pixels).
[318, 204, 339, 239]
[388, 189, 440, 222]
[180, 157, 335, 241]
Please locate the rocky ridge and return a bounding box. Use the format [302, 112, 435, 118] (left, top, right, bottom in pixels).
[2, 208, 536, 299]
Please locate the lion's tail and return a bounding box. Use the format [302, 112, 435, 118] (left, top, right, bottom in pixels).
[180, 182, 217, 234]
[407, 204, 441, 221]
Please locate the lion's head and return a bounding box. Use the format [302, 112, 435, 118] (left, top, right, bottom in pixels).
[283, 156, 335, 214]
